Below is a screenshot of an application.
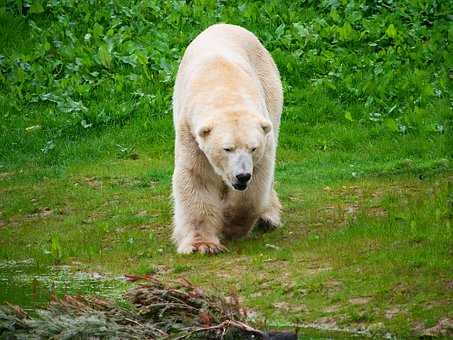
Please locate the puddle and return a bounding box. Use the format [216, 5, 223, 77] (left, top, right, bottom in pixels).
[0, 259, 128, 311]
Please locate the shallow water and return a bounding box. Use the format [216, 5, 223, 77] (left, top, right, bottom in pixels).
[0, 260, 363, 338]
[0, 259, 128, 311]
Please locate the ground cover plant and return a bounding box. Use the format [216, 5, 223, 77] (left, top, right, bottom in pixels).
[0, 0, 452, 338]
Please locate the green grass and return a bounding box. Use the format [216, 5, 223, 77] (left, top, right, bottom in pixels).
[0, 0, 452, 338]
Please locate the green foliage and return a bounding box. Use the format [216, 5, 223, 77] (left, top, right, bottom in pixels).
[0, 0, 451, 165]
[50, 234, 62, 264]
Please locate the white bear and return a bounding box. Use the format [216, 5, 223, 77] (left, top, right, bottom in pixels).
[172, 24, 283, 254]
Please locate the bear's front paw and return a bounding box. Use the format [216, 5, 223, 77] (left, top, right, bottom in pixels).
[192, 241, 227, 254]
[175, 233, 227, 255]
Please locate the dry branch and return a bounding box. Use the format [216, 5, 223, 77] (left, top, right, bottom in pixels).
[0, 275, 296, 339]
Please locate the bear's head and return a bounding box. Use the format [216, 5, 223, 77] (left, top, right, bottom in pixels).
[195, 112, 272, 191]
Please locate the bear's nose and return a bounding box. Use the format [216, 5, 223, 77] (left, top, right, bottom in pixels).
[236, 173, 251, 183]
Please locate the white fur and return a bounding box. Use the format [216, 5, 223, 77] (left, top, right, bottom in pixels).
[172, 24, 283, 254]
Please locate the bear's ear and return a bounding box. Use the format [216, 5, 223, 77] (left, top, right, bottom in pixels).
[261, 120, 272, 135]
[197, 125, 212, 138]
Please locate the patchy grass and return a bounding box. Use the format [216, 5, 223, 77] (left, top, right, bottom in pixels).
[1, 156, 451, 337]
[0, 0, 452, 338]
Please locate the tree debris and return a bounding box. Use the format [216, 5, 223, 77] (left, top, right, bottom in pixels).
[0, 275, 296, 339]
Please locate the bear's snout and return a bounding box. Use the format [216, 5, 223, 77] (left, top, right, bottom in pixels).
[236, 173, 251, 183]
[232, 183, 248, 191]
[232, 173, 251, 191]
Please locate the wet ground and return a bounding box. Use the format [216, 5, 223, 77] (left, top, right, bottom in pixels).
[0, 259, 129, 312]
[0, 259, 366, 339]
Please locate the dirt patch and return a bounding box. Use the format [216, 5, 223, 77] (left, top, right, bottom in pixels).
[75, 176, 154, 190]
[384, 307, 402, 319]
[7, 207, 56, 223]
[348, 297, 371, 305]
[82, 211, 105, 224]
[323, 303, 342, 313]
[314, 316, 337, 328]
[423, 300, 445, 310]
[412, 320, 425, 334]
[367, 206, 387, 217]
[84, 176, 103, 189]
[445, 280, 453, 290]
[422, 317, 453, 337]
[135, 210, 148, 217]
[344, 203, 359, 215]
[34, 207, 53, 218]
[392, 282, 410, 297]
[273, 301, 290, 311]
[0, 172, 14, 180]
[324, 279, 343, 291]
[304, 266, 332, 276]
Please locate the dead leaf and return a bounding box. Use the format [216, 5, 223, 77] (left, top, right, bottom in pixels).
[199, 311, 213, 327]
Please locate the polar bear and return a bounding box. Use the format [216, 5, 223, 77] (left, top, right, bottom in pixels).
[172, 23, 283, 254]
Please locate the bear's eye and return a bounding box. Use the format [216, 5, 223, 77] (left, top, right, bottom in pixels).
[223, 147, 233, 152]
[251, 147, 257, 152]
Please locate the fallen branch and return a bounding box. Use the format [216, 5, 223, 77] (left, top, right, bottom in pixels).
[0, 276, 296, 339]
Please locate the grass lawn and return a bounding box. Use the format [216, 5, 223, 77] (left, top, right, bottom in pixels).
[0, 0, 452, 338]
